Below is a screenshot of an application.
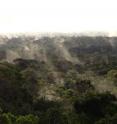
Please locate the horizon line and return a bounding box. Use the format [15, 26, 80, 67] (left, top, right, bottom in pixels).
[0, 31, 117, 37]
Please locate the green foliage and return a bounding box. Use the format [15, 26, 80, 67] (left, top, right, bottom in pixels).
[63, 112, 80, 124]
[74, 92, 117, 123]
[95, 114, 117, 124]
[0, 113, 13, 124]
[107, 69, 117, 86]
[16, 114, 39, 124]
[0, 113, 39, 124]
[1, 55, 117, 124]
[39, 108, 67, 124]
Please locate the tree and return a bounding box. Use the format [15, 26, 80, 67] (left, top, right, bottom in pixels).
[16, 114, 39, 124]
[74, 92, 117, 123]
[0, 113, 13, 124]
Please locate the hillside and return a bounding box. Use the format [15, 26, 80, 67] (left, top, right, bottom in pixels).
[1, 35, 117, 123]
[1, 35, 117, 74]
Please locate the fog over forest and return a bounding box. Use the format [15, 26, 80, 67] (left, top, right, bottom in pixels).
[0, 34, 117, 123]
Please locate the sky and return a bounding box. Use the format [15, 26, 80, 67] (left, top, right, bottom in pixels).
[0, 0, 117, 35]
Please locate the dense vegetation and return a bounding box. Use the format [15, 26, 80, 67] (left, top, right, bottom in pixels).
[1, 35, 117, 123]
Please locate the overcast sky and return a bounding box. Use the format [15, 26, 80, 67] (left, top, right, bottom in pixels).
[0, 0, 117, 35]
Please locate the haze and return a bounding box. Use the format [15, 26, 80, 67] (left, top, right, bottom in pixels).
[0, 0, 117, 36]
